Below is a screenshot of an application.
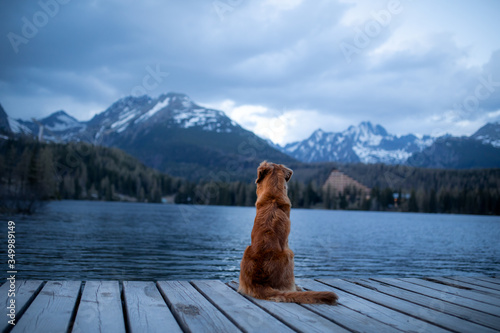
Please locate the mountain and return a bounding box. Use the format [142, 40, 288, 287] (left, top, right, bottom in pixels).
[0, 104, 11, 137]
[406, 122, 500, 169]
[279, 121, 434, 164]
[5, 93, 295, 180]
[471, 121, 500, 148]
[408, 136, 500, 169]
[4, 96, 500, 173]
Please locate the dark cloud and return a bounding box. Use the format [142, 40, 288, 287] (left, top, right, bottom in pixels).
[0, 0, 499, 140]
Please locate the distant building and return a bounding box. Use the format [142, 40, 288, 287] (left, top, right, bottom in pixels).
[322, 169, 370, 196]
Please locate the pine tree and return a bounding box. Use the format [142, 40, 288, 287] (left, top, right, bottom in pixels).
[408, 189, 418, 212]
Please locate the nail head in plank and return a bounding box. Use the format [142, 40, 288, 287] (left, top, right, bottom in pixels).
[72, 281, 126, 333]
[123, 281, 182, 333]
[11, 281, 81, 333]
[158, 280, 240, 333]
[227, 281, 350, 333]
[0, 280, 44, 333]
[192, 280, 295, 333]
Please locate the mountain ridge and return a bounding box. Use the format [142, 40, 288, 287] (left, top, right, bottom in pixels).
[277, 121, 435, 164]
[0, 93, 295, 180]
[2, 94, 499, 171]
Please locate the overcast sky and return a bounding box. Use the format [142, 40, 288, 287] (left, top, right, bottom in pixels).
[1, 0, 500, 144]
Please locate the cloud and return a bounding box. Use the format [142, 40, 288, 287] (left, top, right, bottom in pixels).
[203, 99, 351, 145]
[0, 0, 499, 142]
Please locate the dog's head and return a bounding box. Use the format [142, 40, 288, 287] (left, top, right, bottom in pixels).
[255, 161, 293, 196]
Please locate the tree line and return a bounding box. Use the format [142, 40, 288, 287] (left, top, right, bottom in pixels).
[0, 138, 181, 213]
[173, 180, 500, 215]
[1, 138, 499, 215]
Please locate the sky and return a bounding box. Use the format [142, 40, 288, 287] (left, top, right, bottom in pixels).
[1, 0, 500, 145]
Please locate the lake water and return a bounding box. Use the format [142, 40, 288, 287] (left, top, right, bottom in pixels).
[1, 201, 499, 281]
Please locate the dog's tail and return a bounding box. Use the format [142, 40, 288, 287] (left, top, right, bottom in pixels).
[254, 287, 338, 305]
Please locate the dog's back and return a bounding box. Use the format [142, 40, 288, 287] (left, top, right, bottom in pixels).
[239, 161, 338, 305]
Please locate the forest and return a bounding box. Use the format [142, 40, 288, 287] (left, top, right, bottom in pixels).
[1, 137, 499, 215]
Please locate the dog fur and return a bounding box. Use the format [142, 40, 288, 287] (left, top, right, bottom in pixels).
[238, 161, 338, 304]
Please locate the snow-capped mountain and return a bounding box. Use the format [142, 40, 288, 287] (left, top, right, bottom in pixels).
[7, 93, 243, 143]
[3, 95, 499, 172]
[279, 121, 434, 164]
[2, 92, 294, 179]
[15, 110, 86, 141]
[83, 93, 241, 144]
[471, 121, 500, 148]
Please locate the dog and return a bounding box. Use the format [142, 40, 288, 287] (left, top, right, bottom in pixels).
[238, 161, 338, 304]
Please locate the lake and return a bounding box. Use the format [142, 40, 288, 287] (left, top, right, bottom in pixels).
[1, 200, 499, 281]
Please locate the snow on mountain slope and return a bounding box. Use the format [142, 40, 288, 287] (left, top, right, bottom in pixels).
[135, 97, 170, 123]
[8, 117, 31, 134]
[471, 121, 500, 148]
[279, 122, 435, 164]
[17, 92, 245, 144]
[41, 111, 84, 132]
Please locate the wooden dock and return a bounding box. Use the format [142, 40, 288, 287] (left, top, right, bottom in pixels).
[1, 276, 499, 332]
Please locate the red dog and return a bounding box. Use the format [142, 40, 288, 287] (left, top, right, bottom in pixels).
[239, 161, 338, 304]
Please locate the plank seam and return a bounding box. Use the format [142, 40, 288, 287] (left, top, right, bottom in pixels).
[403, 278, 500, 307]
[66, 281, 84, 333]
[189, 281, 246, 333]
[354, 279, 500, 332]
[225, 282, 303, 333]
[424, 278, 472, 290]
[2, 281, 46, 333]
[156, 281, 191, 333]
[120, 281, 132, 333]
[369, 278, 500, 330]
[315, 279, 461, 333]
[299, 285, 397, 333]
[446, 277, 500, 292]
[474, 277, 500, 286]
[381, 278, 500, 318]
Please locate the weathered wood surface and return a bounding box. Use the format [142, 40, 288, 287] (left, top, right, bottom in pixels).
[0, 280, 43, 333]
[72, 281, 126, 333]
[123, 281, 182, 333]
[2, 276, 499, 333]
[11, 281, 81, 333]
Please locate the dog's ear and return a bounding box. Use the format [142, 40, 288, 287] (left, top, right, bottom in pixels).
[256, 161, 272, 184]
[281, 165, 293, 182]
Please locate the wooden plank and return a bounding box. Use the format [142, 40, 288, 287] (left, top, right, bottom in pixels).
[11, 281, 81, 333]
[72, 281, 126, 333]
[474, 277, 500, 285]
[363, 278, 500, 330]
[158, 280, 240, 333]
[227, 281, 349, 333]
[123, 281, 182, 333]
[448, 277, 500, 292]
[299, 279, 450, 333]
[0, 280, 43, 332]
[430, 277, 500, 297]
[192, 280, 295, 333]
[296, 279, 401, 333]
[385, 278, 500, 318]
[405, 278, 500, 307]
[319, 278, 498, 333]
